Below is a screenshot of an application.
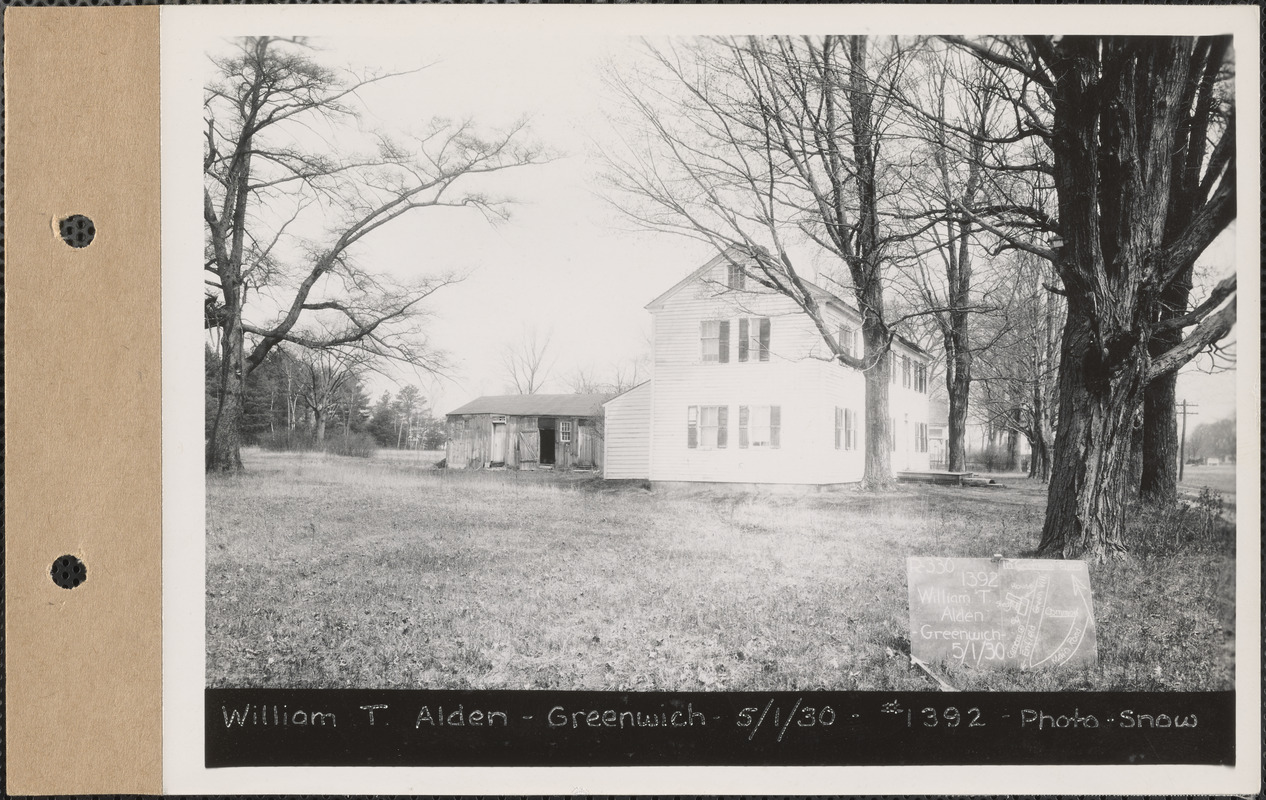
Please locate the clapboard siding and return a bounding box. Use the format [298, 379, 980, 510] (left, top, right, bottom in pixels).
[602, 382, 651, 479]
[615, 255, 930, 485]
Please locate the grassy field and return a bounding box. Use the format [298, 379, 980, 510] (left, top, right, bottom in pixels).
[207, 450, 1235, 692]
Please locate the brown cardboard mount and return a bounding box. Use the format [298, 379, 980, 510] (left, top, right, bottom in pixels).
[4, 7, 163, 794]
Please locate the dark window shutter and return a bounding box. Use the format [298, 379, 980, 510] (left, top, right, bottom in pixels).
[770, 405, 781, 448]
[738, 318, 749, 362]
[759, 318, 771, 361]
[717, 405, 729, 448]
[718, 320, 730, 363]
[739, 405, 749, 448]
[687, 406, 698, 449]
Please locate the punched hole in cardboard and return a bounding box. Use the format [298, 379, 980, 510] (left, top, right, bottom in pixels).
[58, 214, 95, 248]
[50, 555, 87, 589]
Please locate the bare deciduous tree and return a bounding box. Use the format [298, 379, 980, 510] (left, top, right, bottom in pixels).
[605, 35, 922, 489]
[946, 35, 1237, 560]
[501, 326, 555, 394]
[204, 36, 545, 470]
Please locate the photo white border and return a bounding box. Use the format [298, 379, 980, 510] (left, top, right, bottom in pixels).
[163, 4, 1261, 794]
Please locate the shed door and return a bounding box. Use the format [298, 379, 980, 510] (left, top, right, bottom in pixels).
[576, 420, 598, 467]
[518, 429, 540, 463]
[490, 422, 507, 466]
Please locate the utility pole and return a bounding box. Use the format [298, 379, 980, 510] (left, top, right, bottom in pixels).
[1178, 400, 1198, 482]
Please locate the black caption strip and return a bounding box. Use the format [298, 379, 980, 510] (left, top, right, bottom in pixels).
[206, 689, 1233, 767]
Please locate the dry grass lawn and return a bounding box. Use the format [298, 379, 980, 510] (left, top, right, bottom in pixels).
[206, 450, 1235, 692]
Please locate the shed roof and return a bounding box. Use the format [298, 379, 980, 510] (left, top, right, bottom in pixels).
[446, 393, 615, 418]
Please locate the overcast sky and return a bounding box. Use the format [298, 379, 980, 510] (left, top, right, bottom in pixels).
[205, 32, 1240, 424]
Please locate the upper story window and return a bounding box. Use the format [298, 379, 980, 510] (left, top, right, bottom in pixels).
[737, 317, 771, 362]
[701, 320, 730, 363]
[837, 325, 858, 359]
[902, 355, 912, 389]
[726, 262, 746, 291]
[890, 352, 898, 384]
[914, 363, 928, 393]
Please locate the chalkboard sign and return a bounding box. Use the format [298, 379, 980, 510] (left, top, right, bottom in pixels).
[907, 557, 1097, 669]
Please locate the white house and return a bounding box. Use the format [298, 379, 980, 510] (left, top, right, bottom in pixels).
[604, 252, 931, 485]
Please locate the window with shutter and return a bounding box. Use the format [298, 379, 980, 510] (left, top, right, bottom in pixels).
[687, 406, 698, 448]
[770, 405, 781, 448]
[837, 325, 855, 359]
[844, 408, 857, 450]
[890, 352, 898, 384]
[738, 318, 749, 362]
[717, 405, 728, 448]
[758, 318, 771, 361]
[699, 405, 723, 448]
[902, 355, 912, 388]
[834, 406, 843, 449]
[739, 405, 749, 448]
[701, 321, 720, 362]
[718, 320, 730, 363]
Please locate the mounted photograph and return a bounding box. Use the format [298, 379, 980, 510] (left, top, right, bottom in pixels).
[200, 28, 1243, 700]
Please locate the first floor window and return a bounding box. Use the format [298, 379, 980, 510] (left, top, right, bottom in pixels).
[688, 405, 728, 449]
[834, 407, 843, 449]
[889, 416, 896, 450]
[916, 423, 928, 453]
[559, 420, 573, 443]
[843, 408, 857, 450]
[740, 405, 780, 448]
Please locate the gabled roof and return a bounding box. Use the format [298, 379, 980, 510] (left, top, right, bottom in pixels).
[446, 393, 614, 418]
[646, 249, 929, 356]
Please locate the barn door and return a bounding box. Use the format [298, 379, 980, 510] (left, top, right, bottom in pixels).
[518, 429, 540, 464]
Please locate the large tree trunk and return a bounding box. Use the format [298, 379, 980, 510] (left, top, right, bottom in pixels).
[1005, 410, 1022, 472]
[945, 341, 970, 472]
[861, 317, 894, 490]
[207, 320, 245, 471]
[1038, 312, 1146, 561]
[1141, 374, 1179, 502]
[314, 410, 327, 442]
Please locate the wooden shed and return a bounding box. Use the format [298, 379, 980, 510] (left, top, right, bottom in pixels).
[445, 393, 613, 471]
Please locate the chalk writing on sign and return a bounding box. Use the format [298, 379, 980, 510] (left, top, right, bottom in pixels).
[907, 557, 1097, 669]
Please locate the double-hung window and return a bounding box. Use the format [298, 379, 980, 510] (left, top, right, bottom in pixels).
[559, 420, 573, 444]
[701, 320, 730, 363]
[727, 262, 746, 291]
[843, 408, 857, 450]
[736, 318, 770, 363]
[687, 405, 728, 449]
[902, 355, 912, 389]
[837, 325, 858, 359]
[739, 405, 780, 449]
